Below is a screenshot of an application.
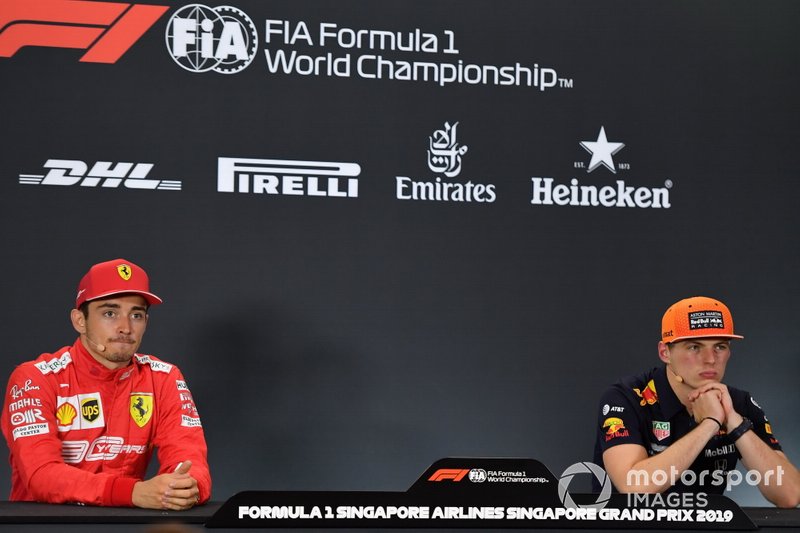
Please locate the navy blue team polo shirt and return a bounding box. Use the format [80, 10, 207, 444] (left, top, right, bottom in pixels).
[593, 366, 781, 494]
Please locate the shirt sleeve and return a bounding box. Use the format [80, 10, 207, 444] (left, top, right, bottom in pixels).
[1, 362, 137, 506]
[596, 385, 645, 453]
[741, 393, 782, 451]
[152, 367, 212, 503]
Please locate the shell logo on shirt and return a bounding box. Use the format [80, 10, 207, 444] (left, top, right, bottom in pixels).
[130, 393, 153, 427]
[56, 402, 77, 426]
[633, 379, 658, 406]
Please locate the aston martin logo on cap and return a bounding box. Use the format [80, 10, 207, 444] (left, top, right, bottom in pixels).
[117, 264, 132, 281]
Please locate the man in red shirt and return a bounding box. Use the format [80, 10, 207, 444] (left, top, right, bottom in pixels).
[2, 259, 211, 509]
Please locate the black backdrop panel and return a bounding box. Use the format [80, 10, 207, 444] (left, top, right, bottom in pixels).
[1, 0, 798, 506]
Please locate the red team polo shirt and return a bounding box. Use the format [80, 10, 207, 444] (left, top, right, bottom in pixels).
[2, 339, 211, 505]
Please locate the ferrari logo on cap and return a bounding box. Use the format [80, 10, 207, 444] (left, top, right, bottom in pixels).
[130, 394, 153, 427]
[117, 264, 132, 281]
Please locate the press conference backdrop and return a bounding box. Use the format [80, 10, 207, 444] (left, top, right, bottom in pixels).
[1, 0, 798, 507]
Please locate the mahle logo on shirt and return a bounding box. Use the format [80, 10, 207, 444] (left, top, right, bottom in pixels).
[652, 421, 670, 441]
[130, 393, 153, 427]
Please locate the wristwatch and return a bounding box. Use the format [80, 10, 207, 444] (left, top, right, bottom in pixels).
[728, 417, 753, 442]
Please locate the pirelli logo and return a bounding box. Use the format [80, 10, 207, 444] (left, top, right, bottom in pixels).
[0, 0, 168, 63]
[217, 157, 361, 198]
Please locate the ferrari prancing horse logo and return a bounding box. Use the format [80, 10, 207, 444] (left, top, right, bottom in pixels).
[130, 394, 153, 427]
[117, 264, 132, 280]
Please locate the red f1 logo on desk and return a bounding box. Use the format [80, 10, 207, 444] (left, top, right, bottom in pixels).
[0, 0, 167, 63]
[428, 468, 470, 482]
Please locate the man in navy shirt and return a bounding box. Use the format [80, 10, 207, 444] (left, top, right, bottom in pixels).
[594, 296, 799, 507]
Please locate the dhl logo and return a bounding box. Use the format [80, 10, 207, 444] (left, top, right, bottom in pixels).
[0, 0, 168, 63]
[428, 468, 469, 482]
[633, 379, 658, 406]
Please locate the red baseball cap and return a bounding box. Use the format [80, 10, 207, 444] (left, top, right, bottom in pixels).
[75, 259, 162, 308]
[661, 296, 743, 343]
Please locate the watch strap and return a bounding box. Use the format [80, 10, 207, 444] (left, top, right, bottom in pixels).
[728, 417, 753, 442]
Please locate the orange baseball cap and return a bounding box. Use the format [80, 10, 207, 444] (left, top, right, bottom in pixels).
[661, 296, 743, 343]
[75, 259, 162, 308]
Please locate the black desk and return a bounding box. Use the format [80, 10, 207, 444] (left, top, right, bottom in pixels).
[0, 502, 797, 531]
[0, 501, 218, 524]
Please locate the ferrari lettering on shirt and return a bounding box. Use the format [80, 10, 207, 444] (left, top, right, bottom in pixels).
[61, 436, 148, 463]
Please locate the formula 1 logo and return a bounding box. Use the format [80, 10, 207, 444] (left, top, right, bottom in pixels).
[428, 468, 470, 482]
[166, 4, 258, 74]
[19, 159, 182, 190]
[0, 0, 168, 63]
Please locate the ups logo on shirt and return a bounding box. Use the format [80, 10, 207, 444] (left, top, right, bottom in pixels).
[81, 398, 101, 422]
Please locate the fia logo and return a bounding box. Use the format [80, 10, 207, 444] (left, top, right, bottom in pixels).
[468, 469, 487, 483]
[166, 4, 258, 74]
